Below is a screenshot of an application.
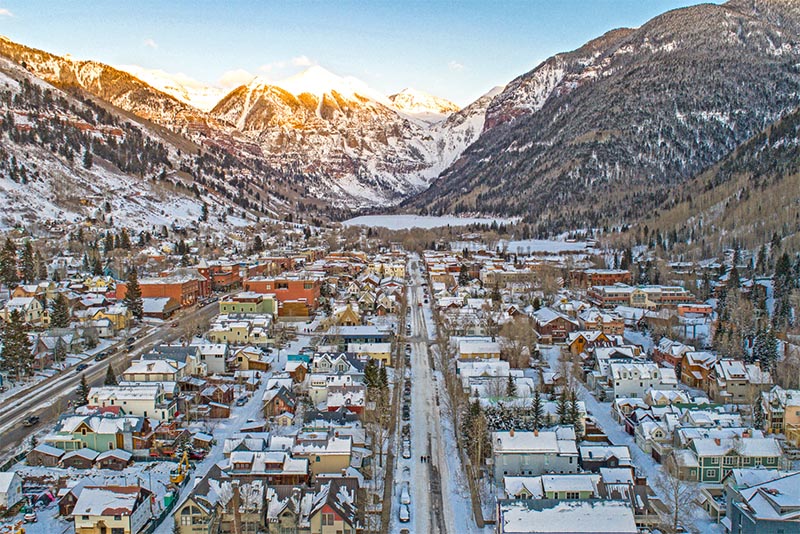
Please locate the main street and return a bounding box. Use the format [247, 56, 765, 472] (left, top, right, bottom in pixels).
[0, 300, 220, 460]
[390, 256, 465, 534]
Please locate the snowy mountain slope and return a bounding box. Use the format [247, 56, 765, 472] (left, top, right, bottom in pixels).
[0, 35, 489, 210]
[388, 87, 460, 124]
[115, 65, 226, 112]
[0, 55, 271, 231]
[407, 0, 800, 230]
[210, 67, 488, 207]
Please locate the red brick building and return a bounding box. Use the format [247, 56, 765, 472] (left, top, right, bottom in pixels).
[572, 269, 632, 288]
[117, 269, 209, 308]
[244, 275, 322, 311]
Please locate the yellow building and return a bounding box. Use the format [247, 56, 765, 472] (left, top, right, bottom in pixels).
[347, 343, 392, 367]
[93, 305, 132, 331]
[292, 436, 352, 478]
[72, 486, 152, 534]
[762, 386, 800, 445]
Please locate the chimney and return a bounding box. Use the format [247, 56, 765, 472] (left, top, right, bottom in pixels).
[534, 429, 539, 437]
[509, 428, 515, 437]
[714, 438, 721, 446]
[341, 468, 347, 477]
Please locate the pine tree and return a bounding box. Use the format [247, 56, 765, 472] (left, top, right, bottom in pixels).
[568, 390, 583, 438]
[119, 228, 131, 249]
[458, 264, 470, 285]
[727, 264, 740, 291]
[378, 365, 388, 389]
[53, 338, 66, 363]
[123, 268, 143, 320]
[104, 363, 118, 386]
[753, 397, 766, 430]
[83, 149, 93, 169]
[20, 241, 35, 283]
[0, 309, 33, 379]
[763, 328, 778, 371]
[0, 237, 18, 288]
[50, 293, 71, 328]
[76, 374, 90, 406]
[531, 389, 544, 430]
[506, 375, 517, 397]
[252, 235, 264, 253]
[200, 202, 208, 222]
[556, 389, 569, 424]
[364, 359, 379, 389]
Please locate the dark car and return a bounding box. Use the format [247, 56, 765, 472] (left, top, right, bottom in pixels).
[188, 449, 207, 460]
[235, 396, 248, 406]
[75, 363, 89, 372]
[22, 415, 40, 427]
[94, 352, 108, 361]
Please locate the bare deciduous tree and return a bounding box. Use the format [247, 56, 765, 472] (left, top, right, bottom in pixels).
[655, 454, 698, 534]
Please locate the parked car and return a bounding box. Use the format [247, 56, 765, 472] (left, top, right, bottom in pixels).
[402, 439, 411, 459]
[23, 512, 37, 523]
[94, 351, 107, 361]
[399, 504, 410, 523]
[22, 415, 40, 427]
[188, 449, 207, 461]
[235, 396, 248, 406]
[75, 363, 89, 373]
[400, 481, 411, 504]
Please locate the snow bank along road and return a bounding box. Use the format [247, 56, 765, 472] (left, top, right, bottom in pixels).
[0, 301, 220, 457]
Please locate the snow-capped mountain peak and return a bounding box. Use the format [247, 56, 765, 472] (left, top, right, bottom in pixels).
[115, 64, 226, 112]
[389, 87, 460, 115]
[252, 65, 391, 105]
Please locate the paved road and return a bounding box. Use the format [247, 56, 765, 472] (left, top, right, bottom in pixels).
[389, 258, 447, 534]
[0, 301, 219, 459]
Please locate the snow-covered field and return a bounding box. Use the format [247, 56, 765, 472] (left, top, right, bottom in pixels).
[342, 214, 515, 230]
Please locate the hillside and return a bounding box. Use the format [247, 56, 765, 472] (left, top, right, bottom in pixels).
[209, 67, 486, 207]
[406, 0, 800, 234]
[0, 55, 286, 233]
[622, 103, 800, 259]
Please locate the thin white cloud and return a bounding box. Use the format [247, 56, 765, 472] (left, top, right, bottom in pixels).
[448, 60, 465, 72]
[218, 68, 255, 88]
[143, 38, 158, 49]
[0, 8, 13, 17]
[291, 55, 312, 67]
[259, 55, 315, 73]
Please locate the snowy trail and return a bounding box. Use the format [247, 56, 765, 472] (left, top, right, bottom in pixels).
[540, 346, 723, 533]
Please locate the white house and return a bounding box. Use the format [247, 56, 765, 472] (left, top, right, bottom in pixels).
[608, 362, 677, 399]
[0, 472, 23, 510]
[492, 427, 579, 482]
[88, 384, 177, 421]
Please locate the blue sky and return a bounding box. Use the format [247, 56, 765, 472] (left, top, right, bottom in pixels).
[0, 0, 721, 106]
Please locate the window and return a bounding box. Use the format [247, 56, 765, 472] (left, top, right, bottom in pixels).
[321, 513, 335, 526]
[111, 528, 124, 534]
[113, 515, 122, 521]
[566, 492, 580, 499]
[82, 516, 89, 520]
[277, 282, 289, 290]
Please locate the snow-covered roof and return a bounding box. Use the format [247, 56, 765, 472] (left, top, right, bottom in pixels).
[492, 429, 577, 456]
[498, 499, 637, 533]
[72, 486, 142, 517]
